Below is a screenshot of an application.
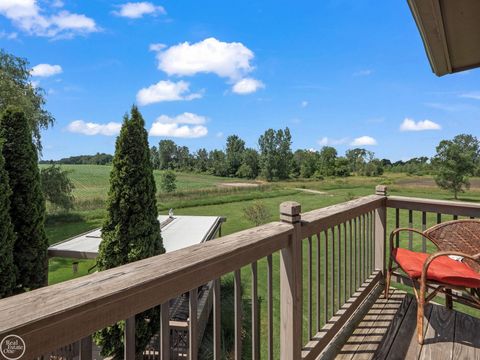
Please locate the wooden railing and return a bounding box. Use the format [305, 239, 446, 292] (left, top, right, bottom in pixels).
[1, 186, 479, 360]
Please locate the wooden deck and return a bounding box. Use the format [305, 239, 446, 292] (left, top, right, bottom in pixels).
[335, 289, 480, 360]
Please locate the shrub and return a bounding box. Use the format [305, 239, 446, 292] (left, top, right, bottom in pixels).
[243, 201, 271, 226]
[160, 170, 177, 193]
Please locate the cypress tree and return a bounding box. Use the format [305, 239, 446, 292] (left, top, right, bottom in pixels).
[0, 140, 16, 298]
[95, 106, 164, 358]
[0, 107, 48, 290]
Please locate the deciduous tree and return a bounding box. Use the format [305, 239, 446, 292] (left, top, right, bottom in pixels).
[0, 50, 54, 151]
[433, 134, 480, 199]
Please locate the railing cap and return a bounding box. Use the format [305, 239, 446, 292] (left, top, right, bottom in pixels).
[375, 185, 388, 196]
[280, 201, 301, 224]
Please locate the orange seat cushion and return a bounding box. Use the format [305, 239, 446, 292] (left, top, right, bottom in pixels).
[392, 248, 480, 288]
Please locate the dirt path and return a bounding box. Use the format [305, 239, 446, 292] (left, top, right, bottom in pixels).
[293, 188, 329, 195]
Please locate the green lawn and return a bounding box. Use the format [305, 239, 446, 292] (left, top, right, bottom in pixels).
[43, 169, 480, 358]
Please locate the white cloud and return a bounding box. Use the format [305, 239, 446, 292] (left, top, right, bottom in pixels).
[30, 63, 62, 77]
[318, 137, 348, 146]
[232, 78, 264, 94]
[67, 120, 121, 136]
[353, 69, 373, 77]
[0, 0, 98, 38]
[149, 112, 208, 138]
[399, 118, 441, 132]
[350, 136, 377, 146]
[301, 100, 308, 108]
[155, 112, 206, 125]
[153, 37, 255, 80]
[216, 132, 224, 138]
[136, 80, 202, 106]
[459, 92, 480, 100]
[114, 2, 166, 19]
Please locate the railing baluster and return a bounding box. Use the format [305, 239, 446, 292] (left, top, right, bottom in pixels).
[371, 211, 375, 273]
[331, 226, 336, 314]
[395, 208, 400, 247]
[437, 213, 442, 224]
[422, 211, 427, 252]
[308, 236, 313, 340]
[160, 301, 170, 360]
[213, 279, 221, 360]
[189, 288, 198, 360]
[453, 214, 458, 220]
[337, 225, 341, 309]
[316, 233, 321, 332]
[408, 210, 413, 250]
[267, 255, 273, 360]
[234, 269, 242, 360]
[124, 316, 135, 360]
[343, 222, 347, 305]
[251, 262, 259, 360]
[365, 213, 371, 278]
[349, 220, 353, 298]
[362, 214, 366, 283]
[354, 217, 358, 291]
[324, 230, 329, 323]
[79, 336, 92, 360]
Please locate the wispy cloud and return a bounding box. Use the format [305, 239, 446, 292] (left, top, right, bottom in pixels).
[399, 118, 441, 132]
[318, 137, 348, 146]
[113, 2, 166, 19]
[424, 102, 475, 112]
[353, 69, 373, 77]
[300, 100, 308, 108]
[459, 92, 480, 100]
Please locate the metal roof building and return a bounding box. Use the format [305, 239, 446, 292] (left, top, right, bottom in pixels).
[48, 215, 225, 259]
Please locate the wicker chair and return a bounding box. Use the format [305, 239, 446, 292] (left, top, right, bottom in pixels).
[385, 219, 480, 344]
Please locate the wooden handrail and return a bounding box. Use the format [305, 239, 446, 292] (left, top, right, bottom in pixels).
[0, 221, 292, 358]
[387, 195, 480, 217]
[301, 195, 385, 238]
[0, 190, 394, 359]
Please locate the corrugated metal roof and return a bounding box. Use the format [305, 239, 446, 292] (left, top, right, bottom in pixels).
[48, 215, 224, 259]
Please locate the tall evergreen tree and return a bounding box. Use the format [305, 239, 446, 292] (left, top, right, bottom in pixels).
[95, 105, 164, 358]
[0, 107, 48, 290]
[0, 141, 16, 298]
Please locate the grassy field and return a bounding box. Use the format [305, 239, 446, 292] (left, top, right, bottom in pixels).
[42, 166, 480, 358]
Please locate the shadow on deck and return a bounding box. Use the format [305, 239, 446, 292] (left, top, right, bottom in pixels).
[335, 289, 480, 360]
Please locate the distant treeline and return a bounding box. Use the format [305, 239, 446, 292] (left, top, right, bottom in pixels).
[150, 128, 388, 180]
[42, 131, 479, 182]
[40, 152, 113, 165]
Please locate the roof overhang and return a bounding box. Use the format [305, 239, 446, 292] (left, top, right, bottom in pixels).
[407, 0, 480, 76]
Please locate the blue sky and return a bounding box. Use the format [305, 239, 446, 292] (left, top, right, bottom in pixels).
[1, 0, 479, 161]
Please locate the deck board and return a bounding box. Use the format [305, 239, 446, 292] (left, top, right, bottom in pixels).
[334, 290, 480, 360]
[453, 311, 480, 360]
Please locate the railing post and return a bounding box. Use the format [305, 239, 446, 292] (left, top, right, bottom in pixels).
[374, 186, 387, 277]
[279, 201, 303, 360]
[124, 316, 136, 360]
[79, 336, 92, 360]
